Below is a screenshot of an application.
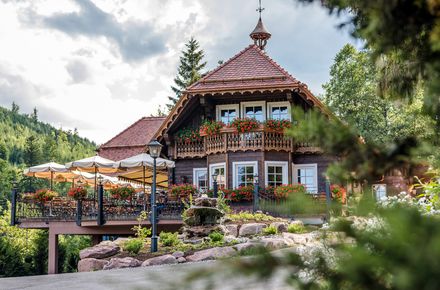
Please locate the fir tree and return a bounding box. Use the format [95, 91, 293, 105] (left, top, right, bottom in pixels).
[168, 37, 207, 110]
[23, 136, 42, 167]
[11, 102, 19, 114]
[31, 107, 38, 123]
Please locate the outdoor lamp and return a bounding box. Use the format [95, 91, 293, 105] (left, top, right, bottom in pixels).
[148, 140, 162, 158]
[212, 171, 219, 183]
[97, 175, 104, 185]
[253, 173, 259, 184]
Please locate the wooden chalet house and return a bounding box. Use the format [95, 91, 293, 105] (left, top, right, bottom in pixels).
[153, 17, 334, 195]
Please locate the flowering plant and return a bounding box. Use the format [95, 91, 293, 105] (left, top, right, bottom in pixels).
[110, 186, 135, 200]
[229, 118, 260, 133]
[199, 120, 225, 136]
[274, 184, 307, 200]
[175, 128, 202, 143]
[169, 183, 197, 198]
[33, 189, 58, 203]
[330, 184, 347, 203]
[264, 119, 292, 132]
[224, 185, 254, 202]
[68, 187, 88, 200]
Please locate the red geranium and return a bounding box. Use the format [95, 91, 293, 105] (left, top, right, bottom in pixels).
[68, 187, 88, 200]
[33, 189, 58, 203]
[229, 118, 260, 133]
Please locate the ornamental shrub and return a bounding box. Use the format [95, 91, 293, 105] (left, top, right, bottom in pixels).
[123, 238, 143, 255]
[159, 232, 179, 247]
[262, 225, 278, 235]
[67, 187, 87, 200]
[287, 223, 306, 234]
[199, 120, 225, 136]
[229, 118, 260, 133]
[208, 231, 224, 243]
[264, 119, 292, 131]
[274, 184, 307, 200]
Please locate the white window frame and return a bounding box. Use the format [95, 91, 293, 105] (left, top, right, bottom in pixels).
[193, 168, 208, 192]
[264, 161, 288, 187]
[372, 184, 387, 201]
[216, 104, 240, 124]
[233, 161, 258, 188]
[241, 101, 266, 122]
[267, 101, 291, 121]
[292, 163, 318, 194]
[209, 162, 226, 189]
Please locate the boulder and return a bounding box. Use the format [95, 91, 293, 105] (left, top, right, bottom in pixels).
[233, 242, 261, 252]
[183, 206, 224, 226]
[224, 224, 239, 237]
[186, 246, 237, 262]
[77, 258, 108, 272]
[270, 222, 288, 233]
[238, 223, 267, 236]
[172, 251, 185, 258]
[141, 254, 177, 267]
[282, 232, 319, 246]
[290, 220, 304, 227]
[260, 237, 290, 250]
[113, 238, 130, 247]
[79, 244, 120, 260]
[177, 257, 186, 263]
[182, 225, 224, 238]
[103, 257, 141, 270]
[194, 197, 217, 207]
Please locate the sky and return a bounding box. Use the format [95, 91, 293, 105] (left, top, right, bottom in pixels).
[0, 0, 357, 144]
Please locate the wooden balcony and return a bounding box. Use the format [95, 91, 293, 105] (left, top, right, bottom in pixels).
[175, 128, 321, 159]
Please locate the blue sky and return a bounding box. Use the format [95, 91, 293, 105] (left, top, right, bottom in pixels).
[0, 0, 357, 143]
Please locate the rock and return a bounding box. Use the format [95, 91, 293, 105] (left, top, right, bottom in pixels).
[238, 223, 267, 236]
[113, 238, 130, 247]
[172, 251, 185, 258]
[224, 235, 238, 243]
[282, 232, 319, 246]
[270, 222, 288, 233]
[194, 197, 217, 207]
[183, 206, 224, 226]
[290, 220, 304, 227]
[224, 224, 239, 237]
[186, 247, 237, 262]
[80, 244, 120, 260]
[183, 238, 204, 245]
[103, 257, 141, 270]
[98, 240, 115, 246]
[177, 257, 186, 263]
[234, 242, 261, 252]
[182, 225, 224, 238]
[260, 237, 290, 250]
[77, 258, 108, 272]
[141, 254, 177, 267]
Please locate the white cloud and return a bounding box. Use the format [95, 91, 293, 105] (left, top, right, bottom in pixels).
[0, 0, 357, 144]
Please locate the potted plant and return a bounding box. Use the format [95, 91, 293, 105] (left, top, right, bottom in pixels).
[175, 128, 202, 143]
[110, 187, 136, 201]
[229, 118, 260, 133]
[199, 120, 225, 136]
[68, 187, 88, 200]
[169, 183, 197, 200]
[264, 119, 292, 132]
[33, 189, 58, 204]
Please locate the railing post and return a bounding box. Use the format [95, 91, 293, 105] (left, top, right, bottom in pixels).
[325, 176, 331, 222]
[76, 199, 82, 226]
[10, 181, 17, 226]
[97, 183, 105, 226]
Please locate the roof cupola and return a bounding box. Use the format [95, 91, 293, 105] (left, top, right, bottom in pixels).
[250, 0, 271, 50]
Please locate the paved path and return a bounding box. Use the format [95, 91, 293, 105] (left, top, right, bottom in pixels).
[0, 260, 291, 290]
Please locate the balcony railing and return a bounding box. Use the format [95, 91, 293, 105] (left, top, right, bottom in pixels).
[175, 128, 321, 158]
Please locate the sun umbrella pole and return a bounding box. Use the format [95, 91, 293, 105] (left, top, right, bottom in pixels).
[50, 171, 53, 191]
[94, 167, 97, 209]
[143, 165, 146, 211]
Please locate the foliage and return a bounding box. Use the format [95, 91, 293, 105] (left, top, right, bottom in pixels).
[227, 211, 279, 222]
[110, 186, 135, 200]
[169, 37, 207, 109]
[274, 184, 307, 200]
[262, 225, 277, 236]
[67, 187, 87, 200]
[264, 119, 292, 132]
[208, 231, 224, 243]
[58, 235, 91, 273]
[223, 186, 254, 202]
[33, 189, 58, 203]
[287, 223, 306, 234]
[175, 128, 202, 143]
[132, 211, 152, 242]
[216, 195, 232, 214]
[330, 184, 347, 203]
[199, 120, 225, 136]
[169, 183, 197, 198]
[229, 118, 260, 133]
[159, 231, 180, 247]
[123, 238, 144, 255]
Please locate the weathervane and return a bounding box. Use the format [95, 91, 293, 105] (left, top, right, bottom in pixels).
[257, 0, 265, 18]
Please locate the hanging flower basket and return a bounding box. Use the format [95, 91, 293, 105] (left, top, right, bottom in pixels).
[229, 118, 260, 133]
[33, 189, 59, 203]
[199, 120, 225, 136]
[68, 187, 88, 200]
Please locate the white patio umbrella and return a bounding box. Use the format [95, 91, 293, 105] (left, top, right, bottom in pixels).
[66, 155, 118, 202]
[24, 162, 70, 190]
[114, 153, 175, 209]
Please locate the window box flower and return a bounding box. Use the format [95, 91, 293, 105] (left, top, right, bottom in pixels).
[169, 183, 197, 199]
[264, 119, 292, 132]
[175, 128, 202, 143]
[224, 185, 254, 202]
[274, 184, 307, 200]
[229, 118, 260, 133]
[199, 120, 225, 137]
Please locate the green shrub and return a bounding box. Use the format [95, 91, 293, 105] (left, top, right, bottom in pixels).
[287, 223, 306, 234]
[123, 238, 143, 255]
[227, 211, 280, 222]
[262, 225, 277, 235]
[217, 196, 231, 214]
[159, 232, 179, 247]
[208, 231, 224, 243]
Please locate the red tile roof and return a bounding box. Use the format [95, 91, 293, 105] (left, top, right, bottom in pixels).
[186, 44, 299, 93]
[98, 116, 165, 161]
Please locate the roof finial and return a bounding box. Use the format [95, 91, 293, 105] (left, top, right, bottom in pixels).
[250, 0, 271, 50]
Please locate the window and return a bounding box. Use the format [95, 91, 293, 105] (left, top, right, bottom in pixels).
[293, 164, 318, 193]
[265, 161, 288, 187]
[216, 104, 239, 124]
[241, 101, 266, 122]
[373, 184, 387, 201]
[233, 161, 258, 188]
[193, 168, 208, 192]
[268, 102, 290, 120]
[209, 163, 226, 189]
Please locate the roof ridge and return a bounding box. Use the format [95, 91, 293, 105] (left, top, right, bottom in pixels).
[100, 116, 148, 148]
[186, 44, 256, 91]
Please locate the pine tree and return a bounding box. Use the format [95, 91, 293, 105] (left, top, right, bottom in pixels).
[23, 136, 42, 167]
[31, 107, 38, 123]
[11, 102, 19, 114]
[168, 37, 207, 110]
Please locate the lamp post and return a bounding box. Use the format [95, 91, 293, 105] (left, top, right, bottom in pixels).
[212, 171, 219, 198]
[97, 175, 105, 226]
[253, 174, 259, 213]
[148, 140, 162, 253]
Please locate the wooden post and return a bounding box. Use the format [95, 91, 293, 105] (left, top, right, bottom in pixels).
[48, 230, 59, 274]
